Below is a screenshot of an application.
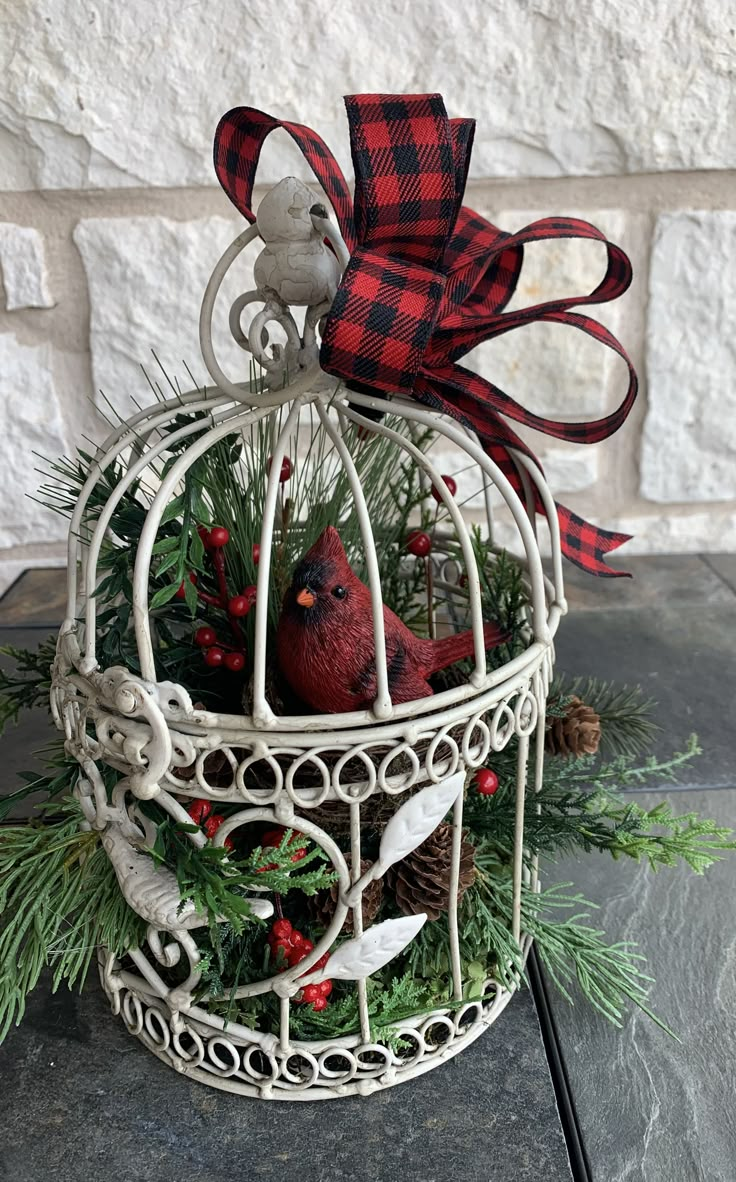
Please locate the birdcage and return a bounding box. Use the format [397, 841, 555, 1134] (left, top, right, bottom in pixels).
[50, 177, 566, 1101]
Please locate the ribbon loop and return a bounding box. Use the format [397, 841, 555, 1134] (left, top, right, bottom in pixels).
[322, 249, 447, 396]
[319, 94, 472, 397]
[213, 94, 639, 578]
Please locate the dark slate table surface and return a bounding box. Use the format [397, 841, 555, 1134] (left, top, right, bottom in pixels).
[2, 556, 736, 1181]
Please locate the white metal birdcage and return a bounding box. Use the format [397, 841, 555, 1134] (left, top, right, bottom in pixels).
[51, 180, 566, 1099]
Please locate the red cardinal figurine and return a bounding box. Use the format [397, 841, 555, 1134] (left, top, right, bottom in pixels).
[277, 527, 508, 713]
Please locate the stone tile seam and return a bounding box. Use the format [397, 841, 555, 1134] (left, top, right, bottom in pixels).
[0, 169, 735, 222]
[699, 553, 736, 598]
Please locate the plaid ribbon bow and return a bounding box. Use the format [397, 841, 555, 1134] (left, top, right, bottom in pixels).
[214, 94, 638, 577]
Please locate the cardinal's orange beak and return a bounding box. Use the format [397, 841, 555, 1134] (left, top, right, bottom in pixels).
[296, 587, 316, 608]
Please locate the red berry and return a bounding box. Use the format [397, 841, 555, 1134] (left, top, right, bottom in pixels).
[256, 861, 278, 874]
[243, 584, 257, 605]
[203, 814, 223, 836]
[311, 996, 328, 1012]
[224, 651, 245, 672]
[228, 595, 250, 618]
[268, 455, 292, 483]
[204, 646, 225, 667]
[406, 530, 432, 558]
[202, 814, 234, 851]
[270, 919, 292, 941]
[186, 798, 213, 824]
[262, 828, 285, 848]
[198, 525, 214, 550]
[174, 572, 197, 599]
[194, 626, 217, 647]
[300, 939, 314, 955]
[431, 474, 458, 503]
[290, 931, 305, 949]
[288, 947, 308, 968]
[209, 526, 230, 548]
[314, 953, 330, 971]
[252, 544, 261, 565]
[475, 767, 499, 796]
[318, 980, 333, 997]
[301, 984, 322, 1003]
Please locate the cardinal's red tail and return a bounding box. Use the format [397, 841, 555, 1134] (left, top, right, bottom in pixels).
[424, 621, 509, 674]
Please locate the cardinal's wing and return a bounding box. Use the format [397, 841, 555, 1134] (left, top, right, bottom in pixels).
[351, 632, 433, 707]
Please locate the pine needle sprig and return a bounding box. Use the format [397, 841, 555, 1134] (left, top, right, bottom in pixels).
[0, 805, 146, 1041]
[286, 971, 433, 1043]
[477, 869, 671, 1033]
[0, 635, 58, 732]
[152, 821, 338, 933]
[551, 674, 660, 758]
[0, 743, 103, 824]
[401, 881, 524, 995]
[466, 735, 729, 872]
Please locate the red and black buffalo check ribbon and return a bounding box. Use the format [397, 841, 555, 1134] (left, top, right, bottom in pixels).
[214, 94, 638, 577]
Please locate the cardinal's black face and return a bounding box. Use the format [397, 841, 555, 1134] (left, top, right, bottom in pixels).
[283, 554, 350, 626]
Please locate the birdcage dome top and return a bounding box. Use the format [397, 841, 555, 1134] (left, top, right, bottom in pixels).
[57, 183, 563, 726]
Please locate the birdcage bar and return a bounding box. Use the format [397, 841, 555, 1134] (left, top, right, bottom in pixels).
[349, 800, 372, 1042]
[251, 396, 311, 724]
[511, 732, 530, 945]
[314, 400, 393, 718]
[448, 790, 466, 1000]
[80, 398, 245, 668]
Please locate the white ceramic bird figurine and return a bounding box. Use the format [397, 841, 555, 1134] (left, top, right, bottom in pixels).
[254, 176, 341, 307]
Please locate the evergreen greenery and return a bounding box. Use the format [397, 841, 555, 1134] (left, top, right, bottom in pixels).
[0, 803, 146, 1042]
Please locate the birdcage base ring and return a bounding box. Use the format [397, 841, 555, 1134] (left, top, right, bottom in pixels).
[98, 935, 533, 1100]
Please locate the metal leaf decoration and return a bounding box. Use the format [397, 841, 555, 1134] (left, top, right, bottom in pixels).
[376, 771, 465, 873]
[304, 914, 428, 983]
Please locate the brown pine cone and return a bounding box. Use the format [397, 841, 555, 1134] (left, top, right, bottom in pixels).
[388, 823, 476, 922]
[308, 859, 384, 933]
[546, 695, 601, 758]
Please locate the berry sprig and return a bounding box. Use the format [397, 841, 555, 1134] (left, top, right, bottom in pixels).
[180, 526, 258, 672]
[267, 919, 332, 1010]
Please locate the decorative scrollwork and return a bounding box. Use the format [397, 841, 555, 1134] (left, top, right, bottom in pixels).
[101, 936, 531, 1099]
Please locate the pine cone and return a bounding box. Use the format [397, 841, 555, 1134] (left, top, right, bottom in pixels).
[546, 695, 601, 758]
[308, 859, 384, 933]
[388, 823, 476, 922]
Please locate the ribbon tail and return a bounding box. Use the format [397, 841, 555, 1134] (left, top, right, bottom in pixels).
[554, 504, 632, 578]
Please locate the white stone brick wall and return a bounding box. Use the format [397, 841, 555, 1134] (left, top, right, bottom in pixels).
[0, 0, 734, 593]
